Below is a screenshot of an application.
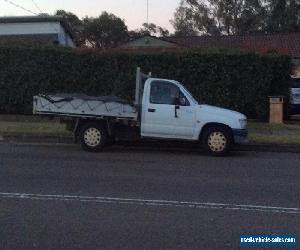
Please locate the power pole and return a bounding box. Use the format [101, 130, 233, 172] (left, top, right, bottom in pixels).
[147, 0, 149, 31]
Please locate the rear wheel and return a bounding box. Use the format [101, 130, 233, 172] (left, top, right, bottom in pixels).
[80, 122, 107, 152]
[202, 125, 232, 156]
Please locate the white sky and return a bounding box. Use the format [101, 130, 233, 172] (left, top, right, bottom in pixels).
[0, 0, 180, 31]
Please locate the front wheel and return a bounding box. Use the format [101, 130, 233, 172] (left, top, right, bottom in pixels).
[202, 125, 232, 156]
[80, 122, 107, 152]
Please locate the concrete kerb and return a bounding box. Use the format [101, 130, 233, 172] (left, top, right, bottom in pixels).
[1, 135, 73, 144]
[1, 134, 300, 153]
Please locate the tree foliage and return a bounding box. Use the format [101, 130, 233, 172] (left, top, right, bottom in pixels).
[170, 3, 199, 36]
[55, 10, 82, 32]
[54, 10, 171, 47]
[129, 23, 170, 40]
[267, 0, 300, 33]
[172, 0, 300, 35]
[55, 10, 83, 44]
[81, 12, 129, 48]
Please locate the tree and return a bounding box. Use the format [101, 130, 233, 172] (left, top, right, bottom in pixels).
[170, 3, 198, 36]
[171, 0, 267, 36]
[129, 23, 170, 39]
[171, 0, 299, 36]
[82, 12, 129, 48]
[55, 10, 82, 31]
[55, 10, 83, 44]
[266, 0, 300, 33]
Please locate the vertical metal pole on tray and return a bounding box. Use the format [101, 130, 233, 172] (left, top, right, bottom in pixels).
[135, 67, 141, 106]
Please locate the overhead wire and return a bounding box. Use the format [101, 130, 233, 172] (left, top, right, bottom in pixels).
[3, 0, 38, 15]
[31, 0, 42, 13]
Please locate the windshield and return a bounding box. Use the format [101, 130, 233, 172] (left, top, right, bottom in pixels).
[180, 84, 199, 105]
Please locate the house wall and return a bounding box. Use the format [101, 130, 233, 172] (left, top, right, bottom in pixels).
[0, 22, 61, 35]
[0, 22, 75, 47]
[57, 25, 75, 47]
[66, 35, 75, 47]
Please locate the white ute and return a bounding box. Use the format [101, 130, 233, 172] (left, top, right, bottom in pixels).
[33, 68, 248, 156]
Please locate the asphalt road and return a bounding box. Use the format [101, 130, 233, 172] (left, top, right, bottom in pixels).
[0, 142, 299, 249]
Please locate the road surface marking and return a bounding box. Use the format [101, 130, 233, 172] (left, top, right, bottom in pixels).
[0, 192, 299, 214]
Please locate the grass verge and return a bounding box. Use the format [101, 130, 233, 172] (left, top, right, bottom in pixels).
[0, 121, 71, 137]
[248, 122, 300, 145]
[249, 134, 300, 145]
[0, 118, 300, 145]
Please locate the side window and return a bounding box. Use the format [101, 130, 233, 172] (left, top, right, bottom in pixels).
[150, 81, 179, 105]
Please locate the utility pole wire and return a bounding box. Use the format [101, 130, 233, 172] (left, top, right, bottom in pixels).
[31, 0, 42, 13]
[2, 0, 38, 15]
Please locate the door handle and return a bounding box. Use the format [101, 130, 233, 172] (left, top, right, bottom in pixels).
[148, 108, 156, 113]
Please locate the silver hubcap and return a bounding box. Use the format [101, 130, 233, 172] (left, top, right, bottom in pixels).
[84, 127, 101, 147]
[208, 132, 227, 152]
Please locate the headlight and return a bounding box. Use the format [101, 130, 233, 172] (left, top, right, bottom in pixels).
[239, 119, 247, 129]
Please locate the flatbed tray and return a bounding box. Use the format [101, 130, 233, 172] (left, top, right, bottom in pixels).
[33, 94, 137, 119]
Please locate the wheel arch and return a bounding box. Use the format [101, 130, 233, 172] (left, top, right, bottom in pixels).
[199, 122, 233, 141]
[74, 119, 110, 142]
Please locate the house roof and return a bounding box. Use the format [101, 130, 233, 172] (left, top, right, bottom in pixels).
[120, 36, 180, 49]
[164, 33, 300, 58]
[0, 15, 75, 39]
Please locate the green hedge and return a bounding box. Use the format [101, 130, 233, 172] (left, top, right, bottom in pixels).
[0, 42, 292, 120]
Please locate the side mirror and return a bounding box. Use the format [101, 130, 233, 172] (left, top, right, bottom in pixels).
[179, 97, 187, 106]
[174, 97, 186, 106]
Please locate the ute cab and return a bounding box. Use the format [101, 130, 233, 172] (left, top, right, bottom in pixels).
[140, 78, 248, 155]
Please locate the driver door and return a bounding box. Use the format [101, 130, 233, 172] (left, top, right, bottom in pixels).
[142, 81, 196, 139]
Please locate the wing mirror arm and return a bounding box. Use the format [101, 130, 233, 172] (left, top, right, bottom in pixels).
[174, 98, 180, 118]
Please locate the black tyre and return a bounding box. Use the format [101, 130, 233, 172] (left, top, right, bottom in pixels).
[79, 122, 107, 152]
[202, 125, 232, 156]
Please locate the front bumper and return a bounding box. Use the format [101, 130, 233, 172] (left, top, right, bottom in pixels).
[232, 129, 248, 144]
